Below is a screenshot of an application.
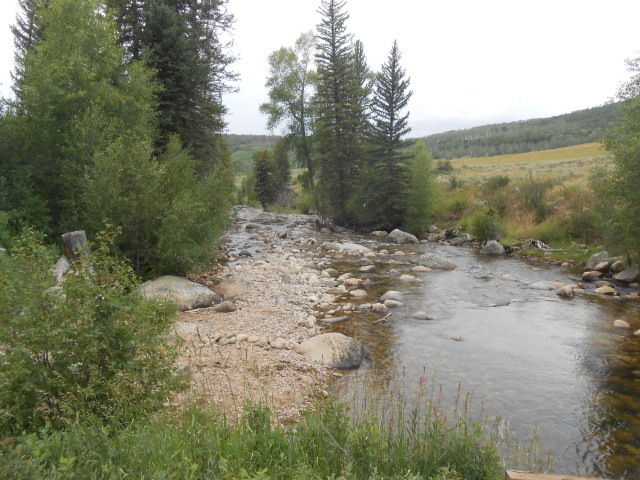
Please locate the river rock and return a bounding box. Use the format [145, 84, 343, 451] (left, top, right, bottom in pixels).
[322, 242, 373, 254]
[359, 265, 377, 273]
[213, 301, 237, 313]
[399, 275, 418, 282]
[556, 286, 575, 298]
[613, 319, 631, 329]
[372, 303, 389, 314]
[244, 223, 261, 230]
[371, 231, 388, 237]
[587, 251, 611, 269]
[531, 281, 566, 290]
[594, 261, 610, 273]
[344, 278, 362, 287]
[386, 229, 418, 244]
[582, 271, 603, 282]
[411, 311, 433, 320]
[380, 290, 405, 302]
[296, 333, 365, 369]
[418, 252, 457, 270]
[596, 280, 613, 288]
[594, 286, 617, 296]
[411, 265, 432, 272]
[384, 299, 404, 308]
[635, 329, 640, 337]
[139, 276, 221, 311]
[349, 289, 368, 299]
[480, 240, 505, 256]
[362, 279, 375, 288]
[610, 260, 625, 274]
[613, 266, 640, 284]
[319, 294, 337, 304]
[171, 321, 215, 343]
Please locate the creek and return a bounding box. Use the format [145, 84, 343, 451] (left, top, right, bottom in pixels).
[226, 209, 640, 479]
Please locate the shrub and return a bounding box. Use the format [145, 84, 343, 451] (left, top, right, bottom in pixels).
[484, 175, 510, 192]
[0, 228, 181, 434]
[519, 174, 556, 222]
[469, 207, 502, 242]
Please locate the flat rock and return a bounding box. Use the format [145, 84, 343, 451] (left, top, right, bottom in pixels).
[594, 286, 617, 295]
[359, 265, 377, 273]
[386, 229, 418, 244]
[411, 265, 431, 272]
[139, 276, 220, 311]
[384, 299, 404, 308]
[380, 290, 405, 302]
[418, 252, 457, 270]
[582, 271, 603, 282]
[411, 311, 433, 320]
[370, 231, 388, 237]
[614, 266, 640, 284]
[531, 281, 566, 290]
[613, 319, 631, 329]
[399, 275, 418, 282]
[296, 333, 365, 369]
[322, 242, 373, 254]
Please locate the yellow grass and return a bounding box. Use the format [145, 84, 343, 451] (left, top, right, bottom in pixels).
[446, 142, 612, 182]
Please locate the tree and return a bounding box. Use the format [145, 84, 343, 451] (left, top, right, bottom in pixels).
[10, 0, 49, 99]
[314, 0, 368, 225]
[271, 137, 292, 195]
[260, 32, 318, 205]
[405, 140, 436, 234]
[361, 40, 413, 230]
[7, 0, 156, 232]
[596, 56, 640, 257]
[253, 149, 276, 209]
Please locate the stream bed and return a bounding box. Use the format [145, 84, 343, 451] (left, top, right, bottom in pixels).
[321, 240, 640, 479]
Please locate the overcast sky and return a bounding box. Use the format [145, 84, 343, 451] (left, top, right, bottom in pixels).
[1, 0, 639, 137]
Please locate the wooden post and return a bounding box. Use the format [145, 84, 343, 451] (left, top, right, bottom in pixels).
[61, 230, 90, 262]
[505, 470, 613, 480]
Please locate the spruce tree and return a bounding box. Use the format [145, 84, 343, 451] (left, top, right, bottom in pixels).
[254, 149, 275, 209]
[405, 140, 436, 235]
[365, 40, 413, 230]
[314, 0, 368, 225]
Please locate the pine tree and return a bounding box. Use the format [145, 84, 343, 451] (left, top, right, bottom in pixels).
[10, 0, 49, 99]
[254, 149, 275, 209]
[271, 137, 291, 195]
[314, 0, 368, 225]
[365, 40, 413, 230]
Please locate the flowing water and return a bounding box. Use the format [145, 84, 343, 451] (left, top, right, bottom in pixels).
[226, 210, 640, 478]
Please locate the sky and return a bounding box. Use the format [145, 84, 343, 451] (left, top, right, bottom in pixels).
[1, 0, 639, 137]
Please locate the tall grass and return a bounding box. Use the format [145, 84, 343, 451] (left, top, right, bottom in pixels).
[0, 375, 553, 480]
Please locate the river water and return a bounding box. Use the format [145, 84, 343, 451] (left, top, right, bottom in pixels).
[226, 210, 640, 478]
[320, 240, 640, 479]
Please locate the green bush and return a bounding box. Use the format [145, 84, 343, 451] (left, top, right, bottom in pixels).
[483, 175, 510, 192]
[519, 174, 556, 222]
[0, 228, 182, 434]
[469, 207, 502, 242]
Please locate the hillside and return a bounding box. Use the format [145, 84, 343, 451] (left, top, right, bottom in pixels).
[422, 102, 622, 159]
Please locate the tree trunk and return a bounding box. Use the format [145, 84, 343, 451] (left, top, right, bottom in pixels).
[61, 230, 90, 262]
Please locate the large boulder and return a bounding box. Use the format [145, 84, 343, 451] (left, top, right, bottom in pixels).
[586, 251, 611, 269]
[418, 252, 457, 270]
[613, 266, 640, 284]
[386, 229, 418, 244]
[322, 242, 374, 254]
[139, 275, 221, 311]
[480, 240, 505, 256]
[295, 333, 365, 369]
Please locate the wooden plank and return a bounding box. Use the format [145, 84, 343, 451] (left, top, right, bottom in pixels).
[506, 470, 614, 480]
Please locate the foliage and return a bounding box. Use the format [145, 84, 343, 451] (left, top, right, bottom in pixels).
[253, 149, 276, 209]
[483, 174, 510, 192]
[436, 159, 455, 174]
[468, 207, 502, 242]
[0, 394, 503, 479]
[519, 173, 556, 222]
[405, 140, 437, 235]
[423, 102, 621, 159]
[4, 0, 156, 232]
[83, 136, 232, 276]
[0, 228, 181, 434]
[314, 0, 370, 224]
[360, 40, 413, 231]
[597, 56, 640, 257]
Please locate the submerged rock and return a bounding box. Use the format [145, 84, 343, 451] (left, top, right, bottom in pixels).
[380, 290, 405, 302]
[418, 252, 457, 270]
[322, 242, 374, 254]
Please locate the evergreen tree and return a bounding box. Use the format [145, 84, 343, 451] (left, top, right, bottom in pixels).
[405, 140, 436, 235]
[253, 149, 276, 209]
[314, 0, 368, 225]
[271, 137, 291, 196]
[10, 0, 49, 99]
[363, 40, 413, 230]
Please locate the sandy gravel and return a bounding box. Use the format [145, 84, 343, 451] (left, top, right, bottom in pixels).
[173, 207, 342, 422]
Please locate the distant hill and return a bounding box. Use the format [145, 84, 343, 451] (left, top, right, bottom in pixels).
[225, 134, 281, 173]
[420, 102, 622, 159]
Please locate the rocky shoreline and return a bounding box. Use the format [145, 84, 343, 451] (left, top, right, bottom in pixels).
[162, 206, 640, 421]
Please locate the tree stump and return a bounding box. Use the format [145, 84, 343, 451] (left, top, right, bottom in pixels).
[61, 230, 90, 262]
